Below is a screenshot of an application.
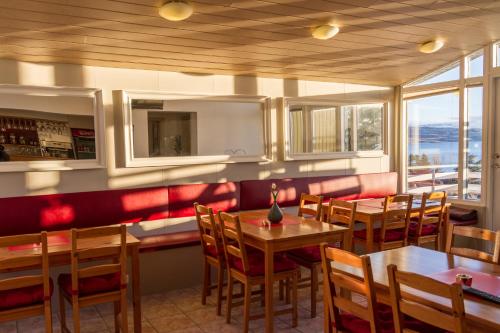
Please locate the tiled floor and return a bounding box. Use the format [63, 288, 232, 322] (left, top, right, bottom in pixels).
[0, 280, 331, 333]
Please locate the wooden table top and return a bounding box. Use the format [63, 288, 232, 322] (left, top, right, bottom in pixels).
[0, 230, 140, 259]
[335, 246, 500, 330]
[238, 210, 347, 243]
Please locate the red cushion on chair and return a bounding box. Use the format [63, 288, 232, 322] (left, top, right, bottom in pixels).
[339, 303, 394, 333]
[288, 246, 322, 262]
[408, 222, 438, 236]
[0, 278, 54, 310]
[58, 272, 122, 297]
[231, 250, 297, 277]
[354, 228, 404, 242]
[205, 244, 224, 258]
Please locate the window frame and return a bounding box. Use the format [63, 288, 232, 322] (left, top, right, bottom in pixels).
[113, 90, 272, 167]
[281, 98, 389, 161]
[401, 46, 489, 205]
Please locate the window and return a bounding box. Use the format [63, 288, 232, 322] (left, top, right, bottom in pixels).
[466, 50, 483, 78]
[465, 86, 483, 200]
[402, 47, 487, 202]
[0, 85, 104, 172]
[116, 91, 271, 167]
[406, 92, 460, 198]
[410, 63, 459, 86]
[286, 101, 385, 158]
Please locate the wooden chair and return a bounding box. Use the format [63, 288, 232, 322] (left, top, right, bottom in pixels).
[218, 212, 298, 333]
[387, 264, 466, 333]
[354, 195, 413, 252]
[408, 191, 447, 250]
[0, 232, 52, 332]
[287, 198, 356, 318]
[445, 224, 500, 264]
[194, 202, 225, 315]
[320, 243, 394, 333]
[58, 225, 128, 333]
[298, 193, 323, 221]
[325, 199, 358, 251]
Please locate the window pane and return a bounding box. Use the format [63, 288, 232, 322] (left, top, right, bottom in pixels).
[412, 64, 459, 86]
[466, 51, 483, 78]
[356, 105, 383, 151]
[496, 43, 500, 67]
[290, 107, 305, 154]
[464, 86, 483, 200]
[406, 92, 460, 198]
[311, 107, 338, 153]
[132, 99, 265, 158]
[342, 106, 354, 152]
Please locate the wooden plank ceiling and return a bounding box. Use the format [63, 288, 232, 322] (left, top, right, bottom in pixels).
[0, 0, 499, 86]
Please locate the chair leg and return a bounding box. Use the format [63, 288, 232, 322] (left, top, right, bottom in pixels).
[121, 289, 129, 333]
[285, 278, 291, 304]
[114, 302, 121, 333]
[216, 264, 224, 316]
[292, 272, 298, 328]
[72, 296, 80, 333]
[44, 299, 52, 333]
[243, 283, 252, 333]
[202, 258, 210, 305]
[311, 265, 318, 318]
[58, 288, 67, 333]
[226, 276, 234, 324]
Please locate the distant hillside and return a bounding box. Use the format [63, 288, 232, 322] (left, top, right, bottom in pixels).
[408, 126, 481, 143]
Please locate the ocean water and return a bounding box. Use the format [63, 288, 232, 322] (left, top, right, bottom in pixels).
[408, 141, 482, 166]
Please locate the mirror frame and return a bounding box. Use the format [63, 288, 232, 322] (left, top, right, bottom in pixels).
[280, 97, 389, 161]
[113, 90, 272, 167]
[0, 84, 105, 172]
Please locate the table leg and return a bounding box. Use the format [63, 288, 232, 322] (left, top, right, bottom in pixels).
[265, 242, 274, 333]
[131, 245, 142, 333]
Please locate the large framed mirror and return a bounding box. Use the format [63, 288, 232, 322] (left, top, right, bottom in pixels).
[114, 91, 272, 167]
[281, 97, 389, 160]
[0, 85, 105, 172]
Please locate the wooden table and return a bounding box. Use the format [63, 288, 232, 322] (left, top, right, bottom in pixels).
[322, 198, 450, 253]
[238, 210, 348, 333]
[0, 230, 143, 333]
[325, 246, 500, 333]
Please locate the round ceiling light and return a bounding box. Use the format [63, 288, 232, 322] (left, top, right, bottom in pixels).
[159, 1, 193, 21]
[312, 24, 340, 40]
[418, 39, 444, 54]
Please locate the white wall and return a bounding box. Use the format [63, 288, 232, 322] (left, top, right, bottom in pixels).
[0, 59, 395, 198]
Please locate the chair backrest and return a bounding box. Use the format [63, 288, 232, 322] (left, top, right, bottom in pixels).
[380, 194, 413, 242]
[298, 193, 323, 221]
[387, 264, 466, 333]
[218, 212, 250, 274]
[194, 202, 222, 258]
[415, 191, 447, 236]
[70, 225, 127, 296]
[326, 199, 357, 250]
[445, 224, 500, 264]
[320, 243, 380, 333]
[0, 232, 51, 303]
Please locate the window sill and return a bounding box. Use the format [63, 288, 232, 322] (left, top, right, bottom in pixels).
[125, 155, 271, 167]
[447, 198, 485, 208]
[285, 151, 386, 161]
[0, 160, 106, 172]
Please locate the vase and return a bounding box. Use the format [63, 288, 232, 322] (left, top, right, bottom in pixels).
[267, 201, 283, 224]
